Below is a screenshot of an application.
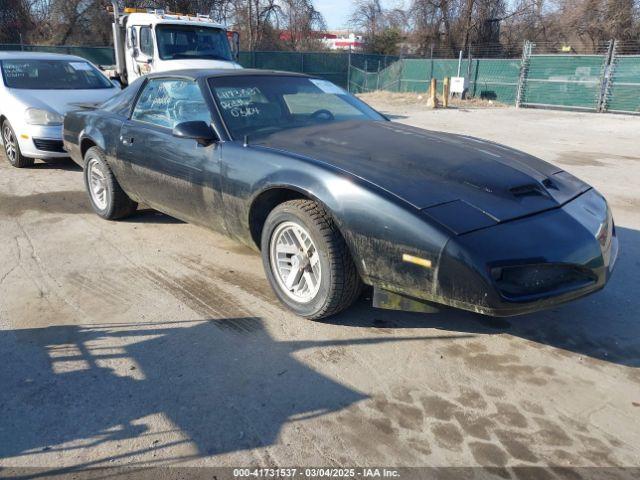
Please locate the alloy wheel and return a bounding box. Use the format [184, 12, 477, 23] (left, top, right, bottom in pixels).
[87, 157, 108, 210]
[269, 221, 322, 303]
[3, 125, 17, 164]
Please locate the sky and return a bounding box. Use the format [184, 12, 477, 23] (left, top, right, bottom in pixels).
[316, 0, 406, 30]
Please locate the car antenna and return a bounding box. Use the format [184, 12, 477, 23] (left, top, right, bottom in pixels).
[243, 135, 249, 147]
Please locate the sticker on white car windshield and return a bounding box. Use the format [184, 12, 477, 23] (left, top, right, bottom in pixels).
[69, 62, 92, 71]
[310, 79, 345, 95]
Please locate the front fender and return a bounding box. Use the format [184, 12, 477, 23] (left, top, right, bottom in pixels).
[225, 143, 452, 290]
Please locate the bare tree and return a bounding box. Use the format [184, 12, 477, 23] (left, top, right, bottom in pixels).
[1, 0, 638, 53]
[350, 0, 384, 39]
[0, 0, 33, 43]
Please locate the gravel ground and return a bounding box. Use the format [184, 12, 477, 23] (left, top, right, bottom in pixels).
[1, 105, 639, 476]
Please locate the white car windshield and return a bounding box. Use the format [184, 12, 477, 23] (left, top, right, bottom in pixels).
[0, 59, 113, 90]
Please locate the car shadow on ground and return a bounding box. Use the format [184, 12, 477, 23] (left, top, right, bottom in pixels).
[26, 158, 82, 171]
[0, 318, 468, 472]
[124, 209, 186, 224]
[326, 225, 640, 368]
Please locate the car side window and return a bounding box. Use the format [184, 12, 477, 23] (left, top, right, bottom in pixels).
[140, 27, 153, 57]
[131, 79, 211, 129]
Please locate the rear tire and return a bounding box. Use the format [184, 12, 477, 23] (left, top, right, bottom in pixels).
[84, 146, 137, 220]
[2, 121, 34, 168]
[261, 199, 362, 319]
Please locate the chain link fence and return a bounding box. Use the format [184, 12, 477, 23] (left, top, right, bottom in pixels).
[238, 51, 398, 88]
[0, 42, 638, 114]
[349, 57, 521, 106]
[0, 43, 114, 66]
[517, 41, 613, 111]
[603, 42, 640, 114]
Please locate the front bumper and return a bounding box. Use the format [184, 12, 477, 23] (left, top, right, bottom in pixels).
[377, 189, 618, 317]
[16, 125, 68, 159]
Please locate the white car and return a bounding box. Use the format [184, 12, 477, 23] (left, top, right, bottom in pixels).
[0, 52, 118, 168]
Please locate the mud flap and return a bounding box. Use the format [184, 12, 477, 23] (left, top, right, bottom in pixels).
[372, 287, 440, 314]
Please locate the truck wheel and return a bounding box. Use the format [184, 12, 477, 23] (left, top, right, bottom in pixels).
[84, 146, 137, 220]
[2, 121, 34, 168]
[261, 199, 362, 319]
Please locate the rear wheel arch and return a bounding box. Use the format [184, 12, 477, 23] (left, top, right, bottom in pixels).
[83, 146, 137, 220]
[80, 137, 98, 162]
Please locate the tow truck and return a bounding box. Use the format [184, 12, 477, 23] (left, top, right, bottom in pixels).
[108, 1, 241, 86]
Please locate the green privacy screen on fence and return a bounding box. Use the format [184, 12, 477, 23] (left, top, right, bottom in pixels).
[471, 59, 521, 104]
[0, 44, 115, 66]
[349, 59, 461, 93]
[349, 58, 521, 105]
[606, 55, 640, 114]
[238, 51, 396, 88]
[519, 55, 606, 110]
[0, 43, 638, 114]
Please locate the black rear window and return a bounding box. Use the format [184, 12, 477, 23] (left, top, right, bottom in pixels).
[100, 78, 145, 116]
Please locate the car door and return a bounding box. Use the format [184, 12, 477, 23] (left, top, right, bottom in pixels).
[117, 78, 226, 231]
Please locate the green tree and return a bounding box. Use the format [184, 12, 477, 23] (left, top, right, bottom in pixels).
[370, 28, 402, 55]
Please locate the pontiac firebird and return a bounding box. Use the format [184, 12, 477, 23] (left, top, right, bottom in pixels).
[63, 70, 618, 319]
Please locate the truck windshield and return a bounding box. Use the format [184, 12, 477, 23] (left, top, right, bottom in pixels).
[156, 25, 233, 61]
[0, 59, 113, 90]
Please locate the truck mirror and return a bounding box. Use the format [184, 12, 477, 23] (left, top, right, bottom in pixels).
[228, 31, 240, 61]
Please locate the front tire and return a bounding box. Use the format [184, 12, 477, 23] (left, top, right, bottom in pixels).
[84, 146, 137, 220]
[261, 199, 362, 319]
[2, 121, 34, 168]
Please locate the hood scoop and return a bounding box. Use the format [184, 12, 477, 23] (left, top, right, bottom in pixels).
[510, 182, 549, 198]
[509, 178, 559, 199]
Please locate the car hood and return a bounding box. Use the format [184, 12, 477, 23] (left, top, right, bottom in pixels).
[9, 88, 117, 115]
[255, 120, 590, 226]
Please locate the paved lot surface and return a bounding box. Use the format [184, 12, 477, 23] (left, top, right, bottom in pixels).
[1, 106, 639, 474]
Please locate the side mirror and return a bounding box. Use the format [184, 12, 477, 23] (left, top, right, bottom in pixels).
[229, 31, 240, 61]
[110, 78, 123, 89]
[172, 121, 218, 146]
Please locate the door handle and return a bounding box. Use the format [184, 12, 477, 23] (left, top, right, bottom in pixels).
[121, 136, 135, 145]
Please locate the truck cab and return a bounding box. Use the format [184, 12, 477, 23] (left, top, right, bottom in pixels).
[110, 3, 241, 86]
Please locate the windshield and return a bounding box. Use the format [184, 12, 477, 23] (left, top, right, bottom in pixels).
[156, 25, 233, 61]
[208, 76, 385, 140]
[0, 59, 113, 90]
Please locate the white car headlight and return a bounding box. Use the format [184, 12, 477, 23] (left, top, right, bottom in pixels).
[24, 108, 64, 126]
